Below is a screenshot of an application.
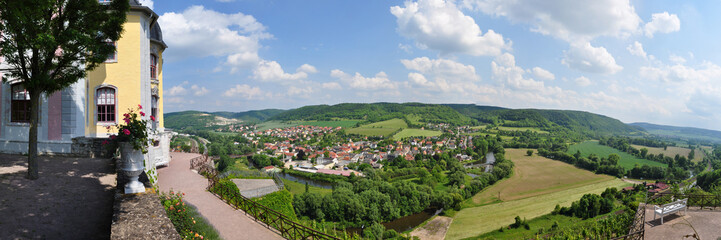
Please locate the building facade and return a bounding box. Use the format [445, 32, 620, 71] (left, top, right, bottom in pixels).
[0, 0, 170, 167]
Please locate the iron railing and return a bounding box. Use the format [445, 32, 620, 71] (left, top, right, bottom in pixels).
[647, 193, 721, 209]
[612, 203, 645, 240]
[190, 155, 339, 240]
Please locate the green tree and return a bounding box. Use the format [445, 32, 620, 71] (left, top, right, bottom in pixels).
[526, 149, 534, 156]
[0, 0, 129, 179]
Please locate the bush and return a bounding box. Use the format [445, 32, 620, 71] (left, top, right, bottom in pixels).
[160, 191, 220, 240]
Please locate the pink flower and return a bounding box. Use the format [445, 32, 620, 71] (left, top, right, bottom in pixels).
[102, 140, 109, 145]
[140, 111, 145, 116]
[138, 104, 142, 109]
[123, 129, 131, 135]
[110, 135, 116, 140]
[150, 116, 156, 121]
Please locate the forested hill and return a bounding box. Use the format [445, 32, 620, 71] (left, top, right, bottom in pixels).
[164, 109, 284, 130]
[630, 122, 721, 144]
[445, 104, 639, 136]
[165, 103, 643, 136]
[268, 102, 474, 125]
[211, 109, 286, 122]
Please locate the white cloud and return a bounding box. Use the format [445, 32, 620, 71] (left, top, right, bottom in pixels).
[296, 64, 318, 74]
[398, 43, 413, 53]
[330, 70, 396, 90]
[158, 6, 271, 71]
[401, 57, 479, 81]
[562, 41, 623, 74]
[575, 76, 591, 87]
[165, 97, 194, 104]
[138, 0, 153, 9]
[531, 67, 555, 80]
[321, 82, 342, 90]
[401, 57, 481, 93]
[626, 41, 647, 59]
[669, 54, 686, 64]
[190, 85, 209, 96]
[390, 0, 510, 56]
[491, 53, 545, 90]
[644, 12, 680, 38]
[287, 86, 314, 97]
[462, 0, 641, 42]
[252, 60, 316, 82]
[165, 85, 187, 96]
[223, 84, 264, 99]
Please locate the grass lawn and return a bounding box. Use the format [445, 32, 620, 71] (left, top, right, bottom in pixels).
[255, 121, 299, 131]
[281, 178, 332, 196]
[447, 179, 628, 240]
[568, 141, 667, 170]
[473, 214, 580, 240]
[468, 149, 616, 207]
[294, 120, 360, 128]
[393, 128, 442, 140]
[346, 118, 407, 136]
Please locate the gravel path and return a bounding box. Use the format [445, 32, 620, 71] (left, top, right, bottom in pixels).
[157, 152, 284, 240]
[0, 154, 116, 239]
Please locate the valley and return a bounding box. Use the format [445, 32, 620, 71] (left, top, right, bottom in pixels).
[165, 102, 719, 240]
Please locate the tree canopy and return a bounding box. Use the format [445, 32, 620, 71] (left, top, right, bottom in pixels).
[0, 0, 129, 179]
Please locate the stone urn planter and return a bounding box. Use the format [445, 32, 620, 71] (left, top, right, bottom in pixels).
[119, 142, 146, 194]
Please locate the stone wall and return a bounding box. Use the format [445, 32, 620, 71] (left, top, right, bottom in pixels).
[71, 137, 115, 158]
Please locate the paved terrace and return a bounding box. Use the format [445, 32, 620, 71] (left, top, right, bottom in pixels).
[644, 205, 721, 239]
[0, 154, 116, 239]
[158, 152, 283, 240]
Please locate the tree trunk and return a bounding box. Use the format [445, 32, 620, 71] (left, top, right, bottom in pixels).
[27, 90, 41, 180]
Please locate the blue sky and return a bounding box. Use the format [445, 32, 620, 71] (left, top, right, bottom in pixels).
[144, 0, 721, 131]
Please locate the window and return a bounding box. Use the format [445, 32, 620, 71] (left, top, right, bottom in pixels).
[151, 96, 158, 121]
[11, 84, 31, 123]
[105, 41, 117, 62]
[151, 96, 159, 129]
[96, 87, 116, 123]
[150, 54, 157, 79]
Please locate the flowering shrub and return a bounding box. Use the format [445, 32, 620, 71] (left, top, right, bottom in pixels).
[105, 105, 151, 153]
[160, 191, 206, 240]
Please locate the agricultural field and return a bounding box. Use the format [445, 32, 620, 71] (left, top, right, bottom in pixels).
[447, 179, 628, 239]
[568, 141, 667, 170]
[630, 145, 705, 163]
[281, 179, 332, 196]
[468, 149, 616, 207]
[294, 120, 360, 128]
[393, 128, 442, 140]
[346, 118, 407, 137]
[255, 121, 299, 131]
[496, 126, 549, 134]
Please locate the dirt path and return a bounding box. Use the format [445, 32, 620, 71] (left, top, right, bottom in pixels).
[158, 152, 283, 240]
[410, 216, 453, 240]
[621, 178, 642, 184]
[0, 154, 116, 239]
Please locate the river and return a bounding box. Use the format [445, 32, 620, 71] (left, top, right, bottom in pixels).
[346, 208, 442, 234]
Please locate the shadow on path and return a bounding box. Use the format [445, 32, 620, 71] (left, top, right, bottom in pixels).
[0, 154, 116, 239]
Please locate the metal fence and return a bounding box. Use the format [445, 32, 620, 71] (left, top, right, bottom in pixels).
[612, 203, 645, 240]
[647, 193, 721, 209]
[190, 155, 339, 240]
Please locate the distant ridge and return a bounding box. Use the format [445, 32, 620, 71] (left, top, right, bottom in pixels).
[630, 122, 721, 144]
[165, 103, 643, 137]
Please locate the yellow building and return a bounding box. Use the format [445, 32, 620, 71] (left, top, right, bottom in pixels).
[0, 0, 170, 167]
